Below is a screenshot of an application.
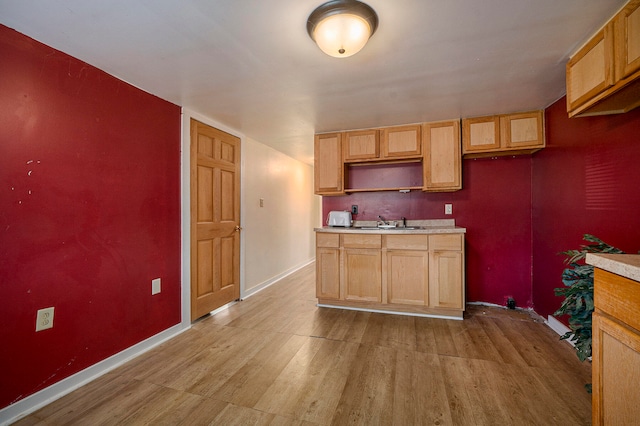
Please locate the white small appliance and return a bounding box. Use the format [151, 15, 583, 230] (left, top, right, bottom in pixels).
[327, 211, 352, 227]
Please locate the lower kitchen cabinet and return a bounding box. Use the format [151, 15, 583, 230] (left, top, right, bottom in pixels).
[316, 233, 340, 300]
[316, 247, 340, 300]
[386, 250, 429, 305]
[591, 266, 640, 425]
[344, 249, 382, 302]
[315, 231, 465, 319]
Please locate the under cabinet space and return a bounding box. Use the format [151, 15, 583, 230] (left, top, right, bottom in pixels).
[345, 162, 423, 192]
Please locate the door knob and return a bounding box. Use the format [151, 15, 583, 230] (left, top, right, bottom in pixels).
[235, 225, 242, 231]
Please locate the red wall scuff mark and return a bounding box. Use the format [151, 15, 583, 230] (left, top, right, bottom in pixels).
[0, 25, 181, 408]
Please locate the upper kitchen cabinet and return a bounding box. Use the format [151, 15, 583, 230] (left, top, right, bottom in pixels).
[462, 111, 544, 158]
[314, 132, 344, 196]
[567, 0, 640, 117]
[380, 125, 422, 159]
[343, 129, 379, 162]
[422, 119, 462, 192]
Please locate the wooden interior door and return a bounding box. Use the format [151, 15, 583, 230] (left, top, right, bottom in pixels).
[190, 119, 241, 321]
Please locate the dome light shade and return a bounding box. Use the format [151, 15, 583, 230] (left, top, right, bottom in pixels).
[307, 0, 378, 58]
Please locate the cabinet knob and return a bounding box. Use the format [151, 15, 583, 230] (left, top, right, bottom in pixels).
[235, 225, 242, 232]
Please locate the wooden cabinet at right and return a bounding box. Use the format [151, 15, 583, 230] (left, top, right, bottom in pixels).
[592, 267, 640, 425]
[566, 0, 640, 117]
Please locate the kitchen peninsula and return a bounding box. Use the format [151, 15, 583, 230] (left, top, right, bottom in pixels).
[315, 219, 466, 319]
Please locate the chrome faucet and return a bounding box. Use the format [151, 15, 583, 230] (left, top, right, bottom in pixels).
[378, 215, 388, 225]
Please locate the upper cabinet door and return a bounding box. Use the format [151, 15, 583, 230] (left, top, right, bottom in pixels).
[501, 111, 544, 149]
[314, 133, 344, 195]
[566, 23, 616, 113]
[343, 129, 379, 162]
[462, 116, 500, 153]
[616, 0, 640, 80]
[423, 120, 461, 192]
[381, 125, 422, 159]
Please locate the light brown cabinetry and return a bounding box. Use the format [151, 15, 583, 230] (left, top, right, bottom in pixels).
[342, 234, 382, 302]
[428, 234, 465, 310]
[462, 111, 544, 158]
[315, 231, 465, 318]
[380, 125, 422, 159]
[314, 133, 344, 195]
[316, 233, 341, 300]
[385, 235, 429, 306]
[423, 120, 462, 191]
[567, 0, 640, 117]
[343, 129, 379, 162]
[592, 267, 640, 425]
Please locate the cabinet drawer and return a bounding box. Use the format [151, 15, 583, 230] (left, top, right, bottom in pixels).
[384, 235, 429, 250]
[317, 233, 340, 248]
[429, 234, 463, 251]
[342, 234, 382, 249]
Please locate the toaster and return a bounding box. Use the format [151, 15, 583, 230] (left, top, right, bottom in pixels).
[327, 211, 352, 227]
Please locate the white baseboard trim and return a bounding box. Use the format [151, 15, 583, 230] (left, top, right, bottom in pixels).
[0, 323, 189, 426]
[545, 315, 575, 347]
[241, 258, 315, 300]
[317, 304, 463, 321]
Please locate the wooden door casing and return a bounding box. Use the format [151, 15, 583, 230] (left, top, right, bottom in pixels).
[190, 119, 241, 321]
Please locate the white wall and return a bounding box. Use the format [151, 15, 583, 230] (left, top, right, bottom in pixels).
[241, 137, 321, 296]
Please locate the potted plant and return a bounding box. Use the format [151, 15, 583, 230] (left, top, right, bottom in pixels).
[553, 234, 624, 391]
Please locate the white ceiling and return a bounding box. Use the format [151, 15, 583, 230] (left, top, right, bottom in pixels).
[0, 0, 627, 164]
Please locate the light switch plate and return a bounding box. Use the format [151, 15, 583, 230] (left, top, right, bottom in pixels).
[445, 204, 453, 215]
[36, 307, 55, 331]
[152, 278, 161, 295]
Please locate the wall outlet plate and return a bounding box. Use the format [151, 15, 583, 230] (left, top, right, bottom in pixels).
[152, 278, 161, 295]
[36, 307, 54, 332]
[445, 204, 453, 215]
[351, 205, 358, 214]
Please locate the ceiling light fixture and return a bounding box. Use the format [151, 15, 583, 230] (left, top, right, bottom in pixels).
[307, 0, 379, 58]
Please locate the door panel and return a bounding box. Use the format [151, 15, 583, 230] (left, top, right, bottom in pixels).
[191, 119, 241, 321]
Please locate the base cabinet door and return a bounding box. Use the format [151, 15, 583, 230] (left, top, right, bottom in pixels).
[428, 234, 464, 310]
[316, 248, 341, 300]
[592, 312, 640, 425]
[344, 249, 382, 302]
[386, 250, 429, 305]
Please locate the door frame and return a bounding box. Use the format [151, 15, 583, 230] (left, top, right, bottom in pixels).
[180, 108, 246, 326]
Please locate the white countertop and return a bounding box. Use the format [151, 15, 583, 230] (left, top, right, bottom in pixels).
[586, 253, 640, 282]
[315, 219, 465, 235]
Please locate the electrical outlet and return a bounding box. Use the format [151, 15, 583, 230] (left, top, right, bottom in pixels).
[351, 205, 358, 215]
[259, 198, 264, 207]
[445, 204, 453, 215]
[36, 307, 54, 332]
[152, 278, 161, 295]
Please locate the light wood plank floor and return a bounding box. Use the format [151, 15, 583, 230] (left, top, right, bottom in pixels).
[15, 263, 591, 425]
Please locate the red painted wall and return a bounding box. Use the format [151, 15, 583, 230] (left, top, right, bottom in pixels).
[531, 97, 640, 318]
[0, 25, 181, 408]
[323, 155, 534, 308]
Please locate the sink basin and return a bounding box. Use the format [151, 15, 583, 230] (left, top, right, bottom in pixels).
[355, 226, 417, 230]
